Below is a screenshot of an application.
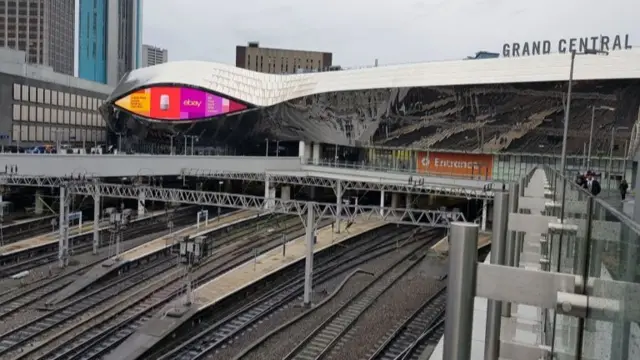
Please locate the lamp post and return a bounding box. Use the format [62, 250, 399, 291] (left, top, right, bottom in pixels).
[608, 126, 628, 191]
[560, 49, 609, 177]
[587, 105, 616, 170]
[168, 134, 176, 155]
[559, 49, 608, 234]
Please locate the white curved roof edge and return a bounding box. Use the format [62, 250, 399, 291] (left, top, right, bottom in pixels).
[111, 50, 640, 107]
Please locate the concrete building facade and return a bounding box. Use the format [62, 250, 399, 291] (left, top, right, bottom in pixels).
[235, 42, 332, 74]
[0, 0, 76, 75]
[141, 44, 168, 67]
[0, 48, 112, 149]
[77, 0, 142, 87]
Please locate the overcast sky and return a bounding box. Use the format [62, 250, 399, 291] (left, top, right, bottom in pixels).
[143, 0, 639, 67]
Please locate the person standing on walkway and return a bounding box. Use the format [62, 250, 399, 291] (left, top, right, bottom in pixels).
[619, 179, 629, 200]
[586, 171, 602, 196]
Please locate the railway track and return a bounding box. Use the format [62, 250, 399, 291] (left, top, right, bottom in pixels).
[24, 214, 313, 360]
[154, 226, 440, 360]
[0, 208, 198, 276]
[281, 242, 433, 360]
[367, 286, 447, 360]
[1, 215, 56, 242]
[0, 222, 197, 326]
[0, 257, 174, 359]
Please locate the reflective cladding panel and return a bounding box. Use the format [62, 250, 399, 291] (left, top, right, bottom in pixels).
[107, 79, 640, 151]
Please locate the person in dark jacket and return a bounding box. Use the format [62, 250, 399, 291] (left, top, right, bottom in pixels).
[619, 179, 629, 200]
[586, 171, 601, 196]
[576, 173, 588, 189]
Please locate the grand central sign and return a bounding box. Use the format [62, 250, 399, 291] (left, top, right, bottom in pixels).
[502, 34, 632, 57]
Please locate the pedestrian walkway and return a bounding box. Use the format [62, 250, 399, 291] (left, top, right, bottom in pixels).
[429, 168, 548, 360]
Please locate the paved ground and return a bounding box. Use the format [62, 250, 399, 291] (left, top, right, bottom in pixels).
[599, 190, 634, 217]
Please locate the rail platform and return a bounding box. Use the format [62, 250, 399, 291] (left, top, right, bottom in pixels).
[0, 210, 166, 257]
[45, 210, 258, 306]
[431, 232, 492, 253]
[105, 218, 386, 360]
[0, 214, 55, 230]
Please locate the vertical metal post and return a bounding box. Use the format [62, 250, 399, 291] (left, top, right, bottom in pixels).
[502, 183, 519, 317]
[335, 181, 342, 233]
[58, 186, 66, 268]
[303, 206, 315, 306]
[515, 175, 526, 268]
[444, 222, 479, 360]
[481, 199, 487, 232]
[587, 105, 595, 169]
[622, 140, 628, 180]
[559, 51, 575, 178]
[574, 196, 593, 358]
[485, 190, 509, 360]
[608, 127, 615, 191]
[379, 190, 385, 216]
[93, 185, 100, 254]
[282, 233, 286, 257]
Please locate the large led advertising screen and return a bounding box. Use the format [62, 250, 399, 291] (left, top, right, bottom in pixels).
[114, 86, 247, 121]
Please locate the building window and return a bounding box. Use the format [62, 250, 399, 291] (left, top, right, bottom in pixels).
[20, 105, 28, 121]
[70, 94, 76, 108]
[29, 105, 36, 121]
[57, 109, 64, 124]
[12, 104, 19, 120]
[44, 108, 50, 123]
[64, 110, 69, 124]
[12, 125, 19, 142]
[29, 86, 36, 102]
[13, 84, 20, 100]
[44, 89, 50, 104]
[51, 109, 57, 123]
[70, 111, 76, 125]
[36, 107, 43, 122]
[64, 93, 69, 107]
[37, 88, 43, 103]
[51, 91, 58, 106]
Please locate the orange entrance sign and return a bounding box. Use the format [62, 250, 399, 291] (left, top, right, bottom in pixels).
[416, 152, 493, 178]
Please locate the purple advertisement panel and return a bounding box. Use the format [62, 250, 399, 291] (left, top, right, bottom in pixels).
[179, 88, 208, 119]
[115, 86, 249, 121]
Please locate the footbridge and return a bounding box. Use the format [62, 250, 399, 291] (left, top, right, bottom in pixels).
[0, 154, 498, 199]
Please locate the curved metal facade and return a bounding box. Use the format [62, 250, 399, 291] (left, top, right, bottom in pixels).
[103, 51, 640, 155]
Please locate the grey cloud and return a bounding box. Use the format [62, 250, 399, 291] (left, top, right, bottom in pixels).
[142, 0, 639, 66]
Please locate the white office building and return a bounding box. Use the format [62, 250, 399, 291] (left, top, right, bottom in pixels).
[141, 44, 169, 67]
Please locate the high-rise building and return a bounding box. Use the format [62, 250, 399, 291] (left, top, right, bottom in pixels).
[236, 42, 333, 74]
[77, 0, 142, 87]
[0, 0, 76, 75]
[141, 44, 168, 67]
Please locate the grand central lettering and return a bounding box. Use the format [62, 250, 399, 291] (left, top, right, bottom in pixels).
[502, 34, 632, 57]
